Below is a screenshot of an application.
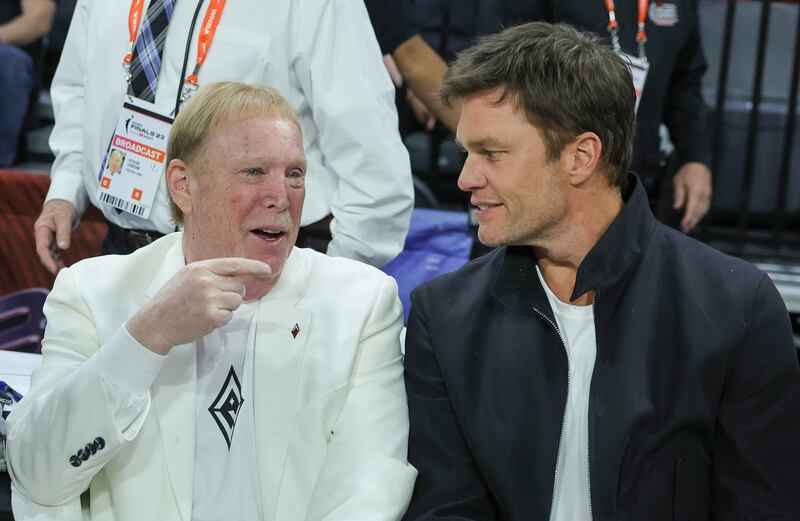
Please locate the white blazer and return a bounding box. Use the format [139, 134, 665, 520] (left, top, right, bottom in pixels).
[7, 233, 417, 521]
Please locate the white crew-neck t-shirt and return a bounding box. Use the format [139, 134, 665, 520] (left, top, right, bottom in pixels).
[536, 266, 597, 521]
[193, 300, 262, 521]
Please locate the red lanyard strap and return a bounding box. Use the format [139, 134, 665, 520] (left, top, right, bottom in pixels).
[636, 0, 649, 55]
[120, 0, 228, 100]
[181, 0, 226, 100]
[604, 0, 620, 52]
[123, 0, 146, 78]
[186, 0, 226, 85]
[604, 0, 649, 59]
[604, 0, 618, 31]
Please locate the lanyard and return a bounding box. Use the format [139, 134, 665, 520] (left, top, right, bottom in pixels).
[122, 0, 146, 81]
[120, 0, 228, 100]
[604, 0, 649, 60]
[180, 0, 227, 102]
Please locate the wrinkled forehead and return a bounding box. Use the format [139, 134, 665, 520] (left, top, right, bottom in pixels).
[213, 106, 302, 138]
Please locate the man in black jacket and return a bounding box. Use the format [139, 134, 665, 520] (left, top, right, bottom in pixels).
[403, 22, 800, 521]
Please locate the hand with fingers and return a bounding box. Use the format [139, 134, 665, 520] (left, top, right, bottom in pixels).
[34, 199, 76, 274]
[126, 257, 272, 355]
[672, 162, 712, 234]
[407, 89, 437, 131]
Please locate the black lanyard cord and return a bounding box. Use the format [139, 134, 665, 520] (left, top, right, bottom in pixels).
[173, 0, 205, 115]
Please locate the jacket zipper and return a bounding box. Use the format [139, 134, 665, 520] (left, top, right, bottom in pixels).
[534, 306, 594, 521]
[533, 307, 570, 521]
[587, 294, 596, 521]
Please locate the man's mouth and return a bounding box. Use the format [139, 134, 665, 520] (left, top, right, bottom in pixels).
[472, 202, 503, 212]
[251, 228, 287, 242]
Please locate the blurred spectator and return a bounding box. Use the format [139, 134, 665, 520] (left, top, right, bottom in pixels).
[366, 0, 460, 133]
[35, 0, 412, 272]
[39, 0, 77, 89]
[478, 0, 713, 233]
[0, 0, 56, 166]
[415, 0, 480, 62]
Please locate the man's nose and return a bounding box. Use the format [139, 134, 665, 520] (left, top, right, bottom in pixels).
[457, 155, 486, 193]
[262, 174, 291, 211]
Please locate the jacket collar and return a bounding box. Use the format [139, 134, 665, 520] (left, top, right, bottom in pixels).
[570, 173, 658, 301]
[491, 173, 658, 313]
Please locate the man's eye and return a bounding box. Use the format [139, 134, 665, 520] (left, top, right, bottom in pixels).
[244, 168, 262, 176]
[287, 169, 304, 179]
[484, 151, 501, 160]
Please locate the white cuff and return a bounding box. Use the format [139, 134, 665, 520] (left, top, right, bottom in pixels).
[45, 170, 90, 216]
[100, 325, 167, 396]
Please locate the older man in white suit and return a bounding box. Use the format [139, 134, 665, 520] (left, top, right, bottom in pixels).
[6, 82, 417, 521]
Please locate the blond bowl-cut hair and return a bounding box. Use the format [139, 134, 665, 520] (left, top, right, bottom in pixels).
[166, 81, 302, 226]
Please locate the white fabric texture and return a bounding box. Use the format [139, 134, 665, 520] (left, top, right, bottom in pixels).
[536, 266, 596, 521]
[99, 325, 166, 438]
[46, 0, 413, 266]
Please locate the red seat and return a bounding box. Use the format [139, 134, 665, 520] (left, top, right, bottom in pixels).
[0, 169, 107, 295]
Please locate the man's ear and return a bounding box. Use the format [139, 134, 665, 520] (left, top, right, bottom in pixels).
[166, 159, 193, 216]
[567, 132, 603, 186]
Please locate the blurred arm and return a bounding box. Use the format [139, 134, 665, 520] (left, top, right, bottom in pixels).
[392, 35, 460, 133]
[0, 0, 55, 46]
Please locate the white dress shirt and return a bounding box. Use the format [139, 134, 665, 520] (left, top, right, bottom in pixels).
[47, 0, 413, 266]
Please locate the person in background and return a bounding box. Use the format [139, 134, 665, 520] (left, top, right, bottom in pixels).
[365, 0, 460, 133]
[35, 0, 412, 271]
[404, 22, 800, 521]
[478, 0, 713, 233]
[8, 82, 416, 521]
[0, 0, 56, 166]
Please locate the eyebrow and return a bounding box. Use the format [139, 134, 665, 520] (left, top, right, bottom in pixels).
[455, 137, 507, 150]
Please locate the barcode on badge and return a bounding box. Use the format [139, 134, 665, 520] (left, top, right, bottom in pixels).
[99, 192, 146, 217]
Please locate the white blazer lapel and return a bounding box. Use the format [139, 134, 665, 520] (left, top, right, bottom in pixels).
[144, 233, 186, 300]
[252, 249, 312, 519]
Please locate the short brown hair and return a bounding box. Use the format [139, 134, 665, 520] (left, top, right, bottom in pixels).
[166, 82, 301, 225]
[441, 22, 635, 188]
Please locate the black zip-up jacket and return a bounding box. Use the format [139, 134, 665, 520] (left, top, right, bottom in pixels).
[403, 175, 800, 521]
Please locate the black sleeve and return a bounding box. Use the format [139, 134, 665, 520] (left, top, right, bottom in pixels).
[363, 0, 419, 55]
[402, 288, 499, 521]
[662, 2, 712, 168]
[712, 274, 800, 518]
